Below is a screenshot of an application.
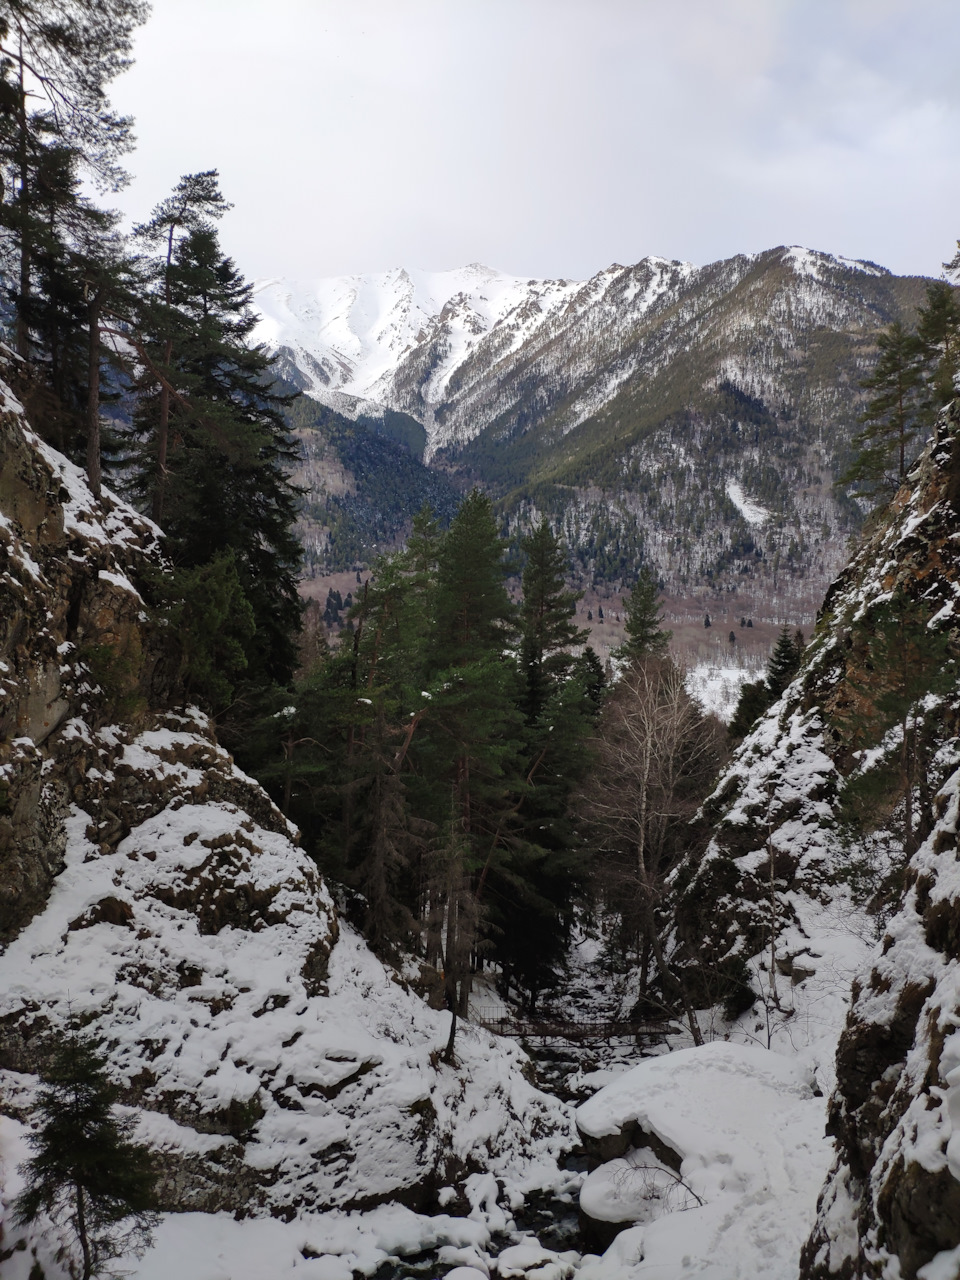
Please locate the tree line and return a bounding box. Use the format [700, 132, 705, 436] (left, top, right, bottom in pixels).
[0, 2, 302, 711]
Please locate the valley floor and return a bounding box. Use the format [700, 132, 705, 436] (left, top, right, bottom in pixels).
[1, 896, 877, 1280]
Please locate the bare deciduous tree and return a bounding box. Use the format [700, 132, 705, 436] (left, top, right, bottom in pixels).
[577, 656, 726, 1045]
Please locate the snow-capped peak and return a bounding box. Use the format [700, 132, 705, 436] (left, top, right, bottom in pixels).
[251, 263, 578, 401]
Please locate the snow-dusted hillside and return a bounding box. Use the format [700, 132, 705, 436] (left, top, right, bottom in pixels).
[665, 400, 960, 1280]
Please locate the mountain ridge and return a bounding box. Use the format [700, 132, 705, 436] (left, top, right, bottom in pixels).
[271, 246, 931, 637]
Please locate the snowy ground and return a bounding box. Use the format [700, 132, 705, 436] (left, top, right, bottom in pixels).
[0, 764, 873, 1280]
[576, 1043, 829, 1279]
[684, 662, 755, 721]
[1, 897, 872, 1280]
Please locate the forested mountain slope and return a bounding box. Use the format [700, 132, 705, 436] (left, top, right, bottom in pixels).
[666, 399, 960, 1279]
[258, 248, 929, 612]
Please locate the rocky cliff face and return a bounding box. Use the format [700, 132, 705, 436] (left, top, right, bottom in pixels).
[671, 400, 960, 1277]
[0, 371, 167, 943]
[0, 380, 573, 1221]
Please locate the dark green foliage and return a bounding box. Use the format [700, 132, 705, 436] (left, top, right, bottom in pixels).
[572, 645, 605, 708]
[766, 627, 805, 698]
[0, 1, 147, 466]
[841, 321, 925, 500]
[492, 674, 597, 1008]
[518, 520, 587, 721]
[146, 553, 256, 714]
[917, 279, 960, 423]
[429, 490, 516, 671]
[729, 627, 805, 741]
[131, 182, 303, 689]
[728, 679, 772, 741]
[290, 396, 461, 574]
[616, 565, 670, 662]
[15, 1028, 158, 1280]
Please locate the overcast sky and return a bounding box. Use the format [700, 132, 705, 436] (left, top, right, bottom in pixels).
[108, 0, 960, 284]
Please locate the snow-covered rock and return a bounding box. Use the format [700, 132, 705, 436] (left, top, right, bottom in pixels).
[801, 760, 960, 1279]
[575, 1042, 830, 1277]
[665, 400, 960, 1278]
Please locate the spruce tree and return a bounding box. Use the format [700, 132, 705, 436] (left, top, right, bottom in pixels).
[917, 279, 960, 423]
[518, 519, 587, 722]
[131, 170, 231, 525]
[765, 625, 803, 697]
[416, 490, 521, 1057]
[15, 1029, 158, 1280]
[728, 627, 804, 740]
[132, 202, 303, 691]
[616, 565, 670, 662]
[728, 678, 771, 741]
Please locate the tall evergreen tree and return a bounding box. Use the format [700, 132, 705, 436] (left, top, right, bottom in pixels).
[616, 565, 670, 662]
[0, 0, 147, 359]
[415, 490, 521, 1057]
[15, 1028, 158, 1280]
[131, 170, 231, 524]
[917, 279, 960, 422]
[728, 625, 804, 740]
[765, 626, 804, 698]
[518, 519, 587, 722]
[132, 200, 303, 692]
[841, 321, 925, 500]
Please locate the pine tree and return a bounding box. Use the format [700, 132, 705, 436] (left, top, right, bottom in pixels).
[133, 203, 303, 690]
[616, 566, 670, 662]
[15, 1028, 158, 1280]
[842, 321, 925, 500]
[0, 0, 148, 359]
[917, 279, 960, 422]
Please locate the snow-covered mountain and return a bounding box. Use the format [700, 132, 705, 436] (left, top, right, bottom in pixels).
[261, 248, 930, 623]
[254, 247, 911, 457]
[253, 263, 584, 422]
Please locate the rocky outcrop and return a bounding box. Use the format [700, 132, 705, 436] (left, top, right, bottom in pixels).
[0, 375, 167, 942]
[673, 399, 960, 1002]
[798, 768, 960, 1279]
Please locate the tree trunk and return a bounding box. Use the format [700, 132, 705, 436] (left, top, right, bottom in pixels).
[443, 895, 459, 1063]
[75, 1181, 92, 1280]
[15, 48, 30, 360]
[86, 292, 102, 499]
[151, 339, 173, 524]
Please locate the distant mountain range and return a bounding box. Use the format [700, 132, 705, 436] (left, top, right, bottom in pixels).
[255, 248, 929, 619]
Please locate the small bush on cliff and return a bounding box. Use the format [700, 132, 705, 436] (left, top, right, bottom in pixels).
[15, 1028, 158, 1280]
